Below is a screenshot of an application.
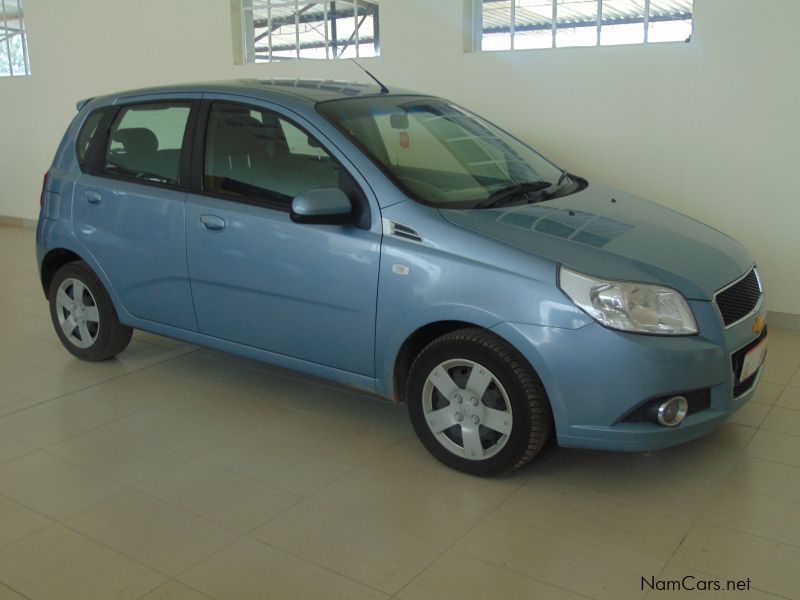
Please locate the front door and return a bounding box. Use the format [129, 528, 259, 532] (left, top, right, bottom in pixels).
[73, 99, 198, 331]
[185, 101, 381, 375]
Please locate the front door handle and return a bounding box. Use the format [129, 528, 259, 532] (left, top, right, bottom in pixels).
[83, 190, 102, 204]
[199, 214, 225, 232]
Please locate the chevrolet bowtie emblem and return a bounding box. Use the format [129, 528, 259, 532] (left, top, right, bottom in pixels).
[753, 315, 765, 334]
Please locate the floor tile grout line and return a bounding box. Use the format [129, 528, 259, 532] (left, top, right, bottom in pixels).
[701, 519, 800, 552]
[52, 518, 197, 582]
[300, 434, 410, 497]
[0, 460, 271, 591]
[112, 406, 409, 536]
[150, 355, 399, 422]
[515, 471, 704, 525]
[448, 553, 604, 600]
[644, 459, 733, 597]
[40, 443, 197, 491]
[646, 559, 795, 600]
[169, 437, 423, 598]
[470, 439, 741, 600]
[737, 452, 800, 472]
[184, 346, 395, 401]
[0, 496, 53, 552]
[395, 515, 608, 600]
[10, 342, 195, 377]
[144, 358, 398, 425]
[129, 465, 303, 533]
[186, 422, 412, 499]
[0, 345, 202, 420]
[1, 395, 180, 459]
[242, 534, 395, 597]
[7, 466, 251, 585]
[163, 498, 303, 586]
[0, 578, 33, 600]
[645, 415, 800, 598]
[388, 472, 533, 599]
[133, 579, 215, 600]
[160, 481, 398, 597]
[0, 435, 254, 567]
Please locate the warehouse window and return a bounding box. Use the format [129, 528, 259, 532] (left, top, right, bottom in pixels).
[478, 0, 692, 51]
[0, 0, 31, 76]
[240, 0, 379, 63]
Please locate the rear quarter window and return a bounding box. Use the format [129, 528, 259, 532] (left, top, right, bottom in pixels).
[75, 108, 112, 171]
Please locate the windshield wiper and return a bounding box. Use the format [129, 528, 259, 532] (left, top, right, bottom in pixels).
[476, 180, 553, 209]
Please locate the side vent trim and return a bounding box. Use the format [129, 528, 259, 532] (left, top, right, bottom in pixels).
[382, 218, 423, 243]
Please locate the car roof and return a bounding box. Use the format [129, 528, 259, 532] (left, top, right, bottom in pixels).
[81, 78, 424, 111]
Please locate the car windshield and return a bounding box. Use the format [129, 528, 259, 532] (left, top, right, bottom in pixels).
[318, 95, 579, 208]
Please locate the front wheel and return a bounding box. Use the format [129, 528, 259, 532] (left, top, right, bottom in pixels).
[406, 328, 552, 476]
[48, 261, 132, 361]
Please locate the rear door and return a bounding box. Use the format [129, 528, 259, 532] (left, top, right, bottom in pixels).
[73, 98, 199, 330]
[184, 99, 381, 375]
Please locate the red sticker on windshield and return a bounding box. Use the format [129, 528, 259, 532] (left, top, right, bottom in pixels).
[400, 131, 410, 149]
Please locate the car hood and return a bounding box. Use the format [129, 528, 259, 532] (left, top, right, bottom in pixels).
[438, 183, 753, 300]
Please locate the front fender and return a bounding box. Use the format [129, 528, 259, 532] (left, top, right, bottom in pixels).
[374, 202, 591, 399]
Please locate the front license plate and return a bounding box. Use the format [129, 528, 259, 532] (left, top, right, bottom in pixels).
[740, 337, 768, 383]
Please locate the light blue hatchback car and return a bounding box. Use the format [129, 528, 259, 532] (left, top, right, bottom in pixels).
[37, 79, 767, 475]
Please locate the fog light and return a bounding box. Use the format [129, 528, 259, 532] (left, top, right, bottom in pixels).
[657, 396, 688, 427]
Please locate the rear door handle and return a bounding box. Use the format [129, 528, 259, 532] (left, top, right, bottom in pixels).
[83, 190, 102, 204]
[199, 214, 225, 232]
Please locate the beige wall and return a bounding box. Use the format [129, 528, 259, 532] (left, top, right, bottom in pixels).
[1, 0, 798, 314]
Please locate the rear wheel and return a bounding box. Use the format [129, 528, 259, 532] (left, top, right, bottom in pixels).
[407, 328, 552, 476]
[49, 261, 132, 361]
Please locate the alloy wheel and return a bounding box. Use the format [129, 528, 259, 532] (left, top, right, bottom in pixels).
[55, 277, 100, 349]
[422, 359, 513, 460]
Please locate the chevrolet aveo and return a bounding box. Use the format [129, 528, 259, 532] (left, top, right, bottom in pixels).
[36, 79, 767, 476]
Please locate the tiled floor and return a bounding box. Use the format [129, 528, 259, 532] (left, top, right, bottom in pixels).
[1, 224, 799, 599]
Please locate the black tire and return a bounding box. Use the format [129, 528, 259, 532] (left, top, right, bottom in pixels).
[406, 328, 552, 476]
[48, 260, 132, 361]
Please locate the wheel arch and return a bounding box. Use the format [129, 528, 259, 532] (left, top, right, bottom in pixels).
[40, 248, 83, 296]
[391, 320, 548, 406]
[38, 246, 128, 325]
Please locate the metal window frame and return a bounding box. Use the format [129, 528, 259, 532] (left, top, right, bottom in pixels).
[245, 0, 379, 63]
[482, 0, 691, 52]
[1, 0, 31, 77]
[1, 0, 12, 77]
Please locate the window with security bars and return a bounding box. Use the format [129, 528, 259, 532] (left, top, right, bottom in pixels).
[0, 0, 31, 77]
[241, 0, 379, 62]
[479, 0, 692, 51]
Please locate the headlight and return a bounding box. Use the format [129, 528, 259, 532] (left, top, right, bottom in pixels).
[558, 266, 698, 335]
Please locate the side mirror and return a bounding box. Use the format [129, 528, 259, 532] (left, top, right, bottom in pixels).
[290, 187, 355, 225]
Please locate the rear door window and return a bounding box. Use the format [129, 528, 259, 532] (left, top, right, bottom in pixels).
[203, 102, 348, 208]
[103, 103, 191, 185]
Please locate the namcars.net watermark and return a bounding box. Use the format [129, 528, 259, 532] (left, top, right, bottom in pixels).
[642, 575, 752, 592]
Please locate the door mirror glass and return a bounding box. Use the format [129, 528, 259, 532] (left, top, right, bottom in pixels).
[291, 188, 354, 225]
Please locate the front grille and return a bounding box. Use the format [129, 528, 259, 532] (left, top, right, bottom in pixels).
[622, 389, 711, 423]
[715, 268, 762, 327]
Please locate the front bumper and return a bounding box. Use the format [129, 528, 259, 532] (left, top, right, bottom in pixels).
[492, 298, 766, 452]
